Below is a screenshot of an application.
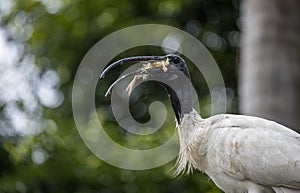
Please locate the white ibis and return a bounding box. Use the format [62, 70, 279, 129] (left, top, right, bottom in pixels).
[100, 54, 300, 193]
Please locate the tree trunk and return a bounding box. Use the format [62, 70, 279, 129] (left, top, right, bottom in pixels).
[239, 0, 300, 132]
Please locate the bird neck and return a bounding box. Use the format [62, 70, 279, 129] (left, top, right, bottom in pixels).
[175, 109, 205, 175]
[163, 81, 193, 124]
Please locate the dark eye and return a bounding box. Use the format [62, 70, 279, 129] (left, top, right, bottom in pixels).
[172, 57, 180, 64]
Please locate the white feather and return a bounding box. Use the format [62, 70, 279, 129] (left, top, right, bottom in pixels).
[176, 109, 300, 193]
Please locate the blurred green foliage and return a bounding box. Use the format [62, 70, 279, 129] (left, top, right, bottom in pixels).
[0, 0, 240, 192]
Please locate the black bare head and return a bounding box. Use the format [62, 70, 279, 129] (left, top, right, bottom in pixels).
[163, 54, 190, 79]
[101, 54, 193, 123]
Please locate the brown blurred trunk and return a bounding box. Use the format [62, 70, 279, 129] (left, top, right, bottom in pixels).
[239, 0, 300, 132]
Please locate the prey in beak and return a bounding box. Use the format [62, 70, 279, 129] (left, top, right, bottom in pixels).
[100, 55, 172, 96]
[125, 58, 169, 95]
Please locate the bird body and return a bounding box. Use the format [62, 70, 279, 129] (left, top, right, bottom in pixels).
[101, 54, 300, 193]
[177, 110, 300, 193]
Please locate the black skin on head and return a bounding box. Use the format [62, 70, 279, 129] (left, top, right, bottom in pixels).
[164, 54, 191, 80]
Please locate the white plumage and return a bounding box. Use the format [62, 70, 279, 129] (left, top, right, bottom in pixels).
[101, 54, 300, 193]
[176, 110, 300, 193]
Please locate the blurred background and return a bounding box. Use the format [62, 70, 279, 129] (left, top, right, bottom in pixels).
[0, 0, 243, 192]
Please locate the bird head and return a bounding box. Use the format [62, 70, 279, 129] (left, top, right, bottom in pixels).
[100, 54, 193, 123]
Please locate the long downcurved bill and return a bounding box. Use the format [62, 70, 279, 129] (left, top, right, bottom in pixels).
[104, 67, 174, 96]
[100, 55, 166, 79]
[101, 56, 170, 96]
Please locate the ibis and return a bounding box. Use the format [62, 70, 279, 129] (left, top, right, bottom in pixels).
[100, 54, 300, 193]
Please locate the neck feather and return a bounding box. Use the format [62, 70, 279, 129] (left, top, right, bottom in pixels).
[174, 109, 204, 176]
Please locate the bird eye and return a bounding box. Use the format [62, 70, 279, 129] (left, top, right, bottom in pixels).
[172, 57, 180, 64]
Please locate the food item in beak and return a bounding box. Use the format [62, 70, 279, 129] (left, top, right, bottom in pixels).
[126, 74, 142, 95]
[125, 59, 169, 95]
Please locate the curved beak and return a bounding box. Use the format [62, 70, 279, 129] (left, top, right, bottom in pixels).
[104, 67, 167, 96]
[101, 55, 170, 96]
[100, 55, 165, 79]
